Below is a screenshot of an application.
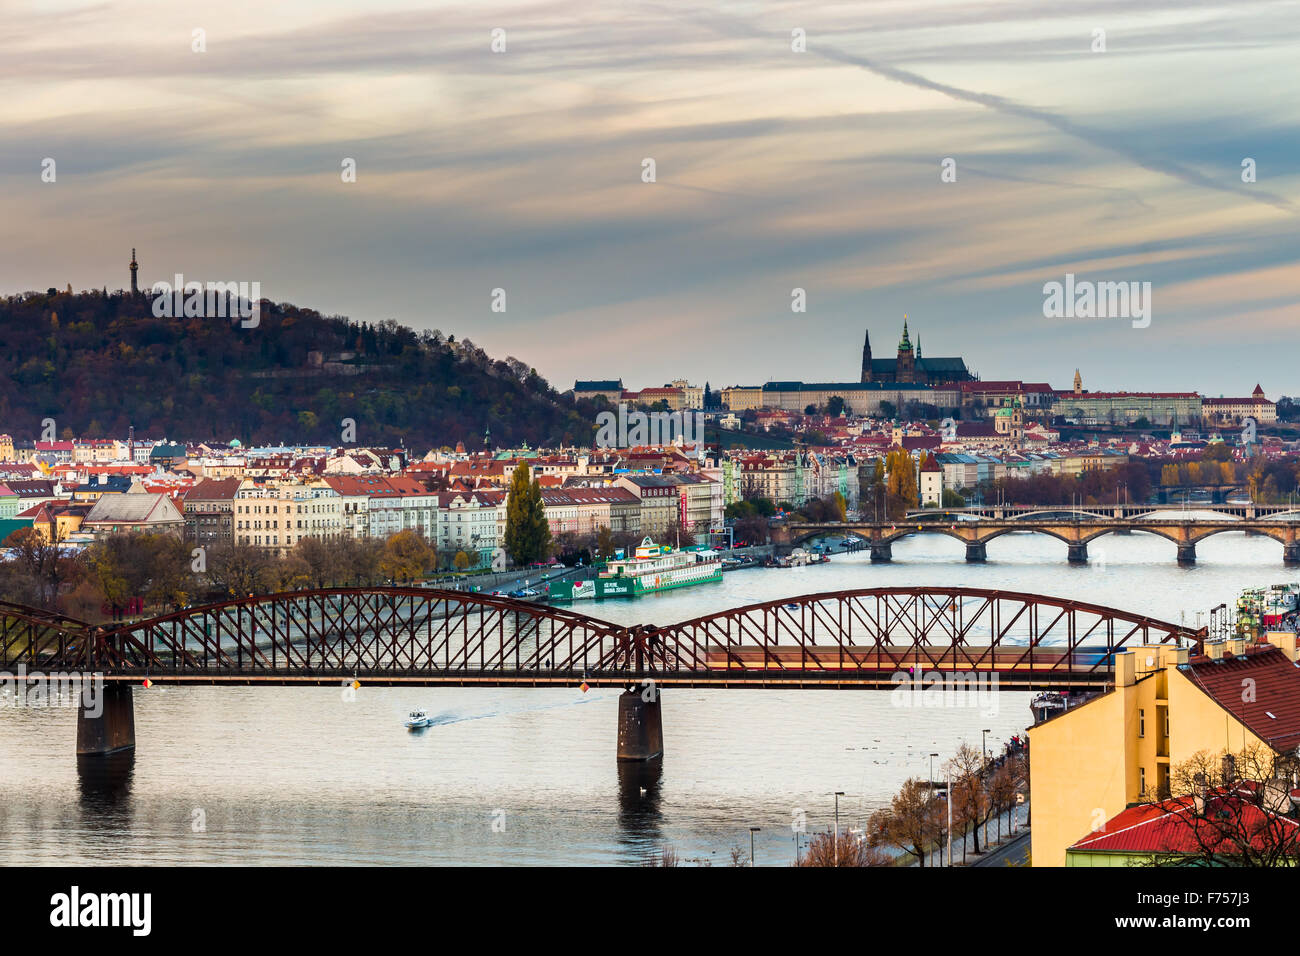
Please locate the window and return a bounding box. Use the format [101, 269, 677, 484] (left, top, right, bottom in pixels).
[1138, 709, 1145, 738]
[1139, 767, 1146, 796]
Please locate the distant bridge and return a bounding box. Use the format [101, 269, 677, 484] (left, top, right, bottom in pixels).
[907, 502, 1295, 520]
[1, 586, 1201, 761]
[786, 515, 1300, 564]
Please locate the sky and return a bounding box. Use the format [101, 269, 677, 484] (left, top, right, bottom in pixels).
[3, 0, 1299, 397]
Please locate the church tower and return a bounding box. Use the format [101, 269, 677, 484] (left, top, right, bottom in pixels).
[129, 248, 139, 295]
[1073, 368, 1083, 395]
[860, 330, 873, 383]
[896, 316, 915, 383]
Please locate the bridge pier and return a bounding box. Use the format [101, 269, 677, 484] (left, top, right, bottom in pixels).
[870, 541, 892, 563]
[617, 688, 663, 761]
[1177, 543, 1197, 566]
[965, 542, 986, 563]
[1284, 544, 1300, 566]
[76, 682, 135, 756]
[1067, 543, 1088, 564]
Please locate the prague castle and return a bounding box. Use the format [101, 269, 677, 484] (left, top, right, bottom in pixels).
[861, 318, 973, 385]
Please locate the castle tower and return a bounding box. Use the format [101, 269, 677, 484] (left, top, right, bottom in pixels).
[1073, 369, 1082, 395]
[860, 330, 873, 383]
[896, 316, 915, 383]
[129, 249, 139, 295]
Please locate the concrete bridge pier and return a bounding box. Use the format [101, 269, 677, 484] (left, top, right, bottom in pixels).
[617, 688, 663, 761]
[965, 542, 987, 563]
[1176, 543, 1197, 566]
[1284, 544, 1300, 566]
[76, 682, 136, 756]
[1067, 543, 1089, 564]
[870, 541, 893, 563]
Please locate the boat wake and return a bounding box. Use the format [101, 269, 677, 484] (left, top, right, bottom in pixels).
[417, 692, 618, 728]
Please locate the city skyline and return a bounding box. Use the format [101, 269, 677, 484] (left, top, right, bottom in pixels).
[5, 0, 1299, 395]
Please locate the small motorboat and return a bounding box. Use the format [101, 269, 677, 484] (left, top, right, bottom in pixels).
[784, 603, 801, 612]
[405, 709, 432, 729]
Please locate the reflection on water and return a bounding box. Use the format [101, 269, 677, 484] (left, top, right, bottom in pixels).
[617, 758, 664, 854]
[1, 531, 1293, 865]
[77, 750, 135, 810]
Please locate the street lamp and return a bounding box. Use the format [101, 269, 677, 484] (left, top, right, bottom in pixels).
[833, 791, 845, 866]
[749, 827, 761, 867]
[982, 729, 991, 771]
[928, 753, 938, 867]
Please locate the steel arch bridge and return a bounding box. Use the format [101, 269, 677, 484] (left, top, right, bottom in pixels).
[1, 585, 1199, 689]
[2, 586, 1203, 761]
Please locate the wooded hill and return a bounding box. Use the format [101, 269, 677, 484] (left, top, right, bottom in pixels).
[0, 290, 598, 450]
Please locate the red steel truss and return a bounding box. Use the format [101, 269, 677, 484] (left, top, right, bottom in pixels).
[0, 586, 1200, 688]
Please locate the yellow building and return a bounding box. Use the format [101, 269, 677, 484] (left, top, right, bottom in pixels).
[720, 386, 763, 411]
[1028, 633, 1300, 866]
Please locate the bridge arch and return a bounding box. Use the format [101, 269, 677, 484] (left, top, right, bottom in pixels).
[649, 586, 1199, 682]
[9, 587, 631, 676]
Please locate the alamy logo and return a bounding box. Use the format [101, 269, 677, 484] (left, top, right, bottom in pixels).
[1, 666, 103, 716]
[151, 273, 261, 327]
[595, 403, 704, 449]
[49, 886, 151, 936]
[890, 669, 999, 716]
[1042, 273, 1151, 328]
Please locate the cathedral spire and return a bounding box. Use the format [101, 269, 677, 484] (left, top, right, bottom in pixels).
[898, 315, 912, 352]
[129, 248, 139, 295]
[861, 329, 872, 383]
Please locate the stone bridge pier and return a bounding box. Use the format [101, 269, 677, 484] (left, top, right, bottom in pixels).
[77, 682, 136, 756]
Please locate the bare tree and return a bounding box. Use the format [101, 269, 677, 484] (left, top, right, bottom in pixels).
[798, 828, 892, 866]
[1138, 745, 1300, 867]
[867, 777, 946, 866]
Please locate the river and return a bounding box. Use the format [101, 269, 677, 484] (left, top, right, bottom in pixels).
[0, 525, 1290, 865]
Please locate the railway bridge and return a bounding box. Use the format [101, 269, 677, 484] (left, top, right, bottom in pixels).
[781, 515, 1300, 565]
[1, 586, 1201, 763]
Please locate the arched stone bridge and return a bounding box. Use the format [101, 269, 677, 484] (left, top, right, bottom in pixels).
[780, 515, 1300, 564]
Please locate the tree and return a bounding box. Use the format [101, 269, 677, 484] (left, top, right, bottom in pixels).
[504, 462, 551, 564]
[884, 448, 919, 517]
[297, 536, 341, 588]
[4, 526, 78, 610]
[595, 525, 617, 559]
[798, 828, 891, 866]
[826, 395, 846, 417]
[1140, 745, 1300, 867]
[205, 542, 274, 598]
[379, 530, 433, 583]
[947, 741, 994, 859]
[867, 777, 946, 866]
[733, 515, 769, 546]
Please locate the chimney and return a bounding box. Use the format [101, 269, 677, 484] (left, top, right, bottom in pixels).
[1265, 631, 1299, 662]
[1204, 640, 1226, 661]
[1221, 753, 1237, 786]
[1225, 637, 1247, 657]
[1114, 649, 1136, 687]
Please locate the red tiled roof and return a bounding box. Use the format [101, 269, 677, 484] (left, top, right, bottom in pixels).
[1184, 644, 1300, 751]
[1071, 794, 1299, 855]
